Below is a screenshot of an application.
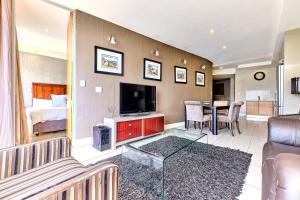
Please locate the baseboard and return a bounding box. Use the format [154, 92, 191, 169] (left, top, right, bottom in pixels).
[72, 137, 93, 147]
[164, 122, 185, 130]
[246, 115, 270, 121]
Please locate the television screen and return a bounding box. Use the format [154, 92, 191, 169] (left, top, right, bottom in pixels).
[120, 83, 156, 114]
[291, 77, 300, 94]
[213, 83, 225, 95]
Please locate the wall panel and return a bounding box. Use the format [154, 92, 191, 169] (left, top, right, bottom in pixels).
[74, 10, 212, 139]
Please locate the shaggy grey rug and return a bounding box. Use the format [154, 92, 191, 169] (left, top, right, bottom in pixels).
[105, 136, 252, 200]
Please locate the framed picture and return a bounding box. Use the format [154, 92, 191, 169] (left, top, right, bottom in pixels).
[144, 58, 162, 81]
[174, 66, 187, 84]
[195, 71, 205, 86]
[94, 46, 124, 76]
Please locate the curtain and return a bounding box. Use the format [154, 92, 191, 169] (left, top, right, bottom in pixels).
[66, 12, 73, 139]
[15, 36, 29, 145]
[0, 0, 29, 148]
[0, 0, 14, 148]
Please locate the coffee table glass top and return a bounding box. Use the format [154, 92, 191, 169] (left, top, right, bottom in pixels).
[121, 128, 208, 199]
[125, 128, 207, 160]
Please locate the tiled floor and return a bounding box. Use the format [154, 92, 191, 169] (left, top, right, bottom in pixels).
[72, 118, 267, 200]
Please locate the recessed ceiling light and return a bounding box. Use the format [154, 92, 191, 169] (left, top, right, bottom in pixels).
[45, 29, 49, 33]
[209, 29, 215, 34]
[222, 45, 227, 50]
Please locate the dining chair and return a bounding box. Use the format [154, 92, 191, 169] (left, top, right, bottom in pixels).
[235, 101, 244, 134]
[214, 100, 229, 106]
[217, 101, 244, 136]
[204, 100, 229, 115]
[184, 101, 211, 133]
[214, 100, 229, 115]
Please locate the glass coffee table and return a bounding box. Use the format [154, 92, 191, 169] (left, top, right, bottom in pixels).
[121, 128, 208, 199]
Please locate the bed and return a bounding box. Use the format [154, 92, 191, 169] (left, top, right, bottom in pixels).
[26, 83, 67, 135]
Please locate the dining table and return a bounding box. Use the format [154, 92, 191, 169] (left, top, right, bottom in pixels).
[184, 104, 230, 135]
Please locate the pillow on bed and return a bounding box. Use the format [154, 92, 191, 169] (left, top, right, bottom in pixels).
[32, 98, 52, 108]
[51, 94, 67, 107]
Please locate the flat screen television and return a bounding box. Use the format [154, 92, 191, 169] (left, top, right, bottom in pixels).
[120, 83, 156, 115]
[291, 77, 300, 94]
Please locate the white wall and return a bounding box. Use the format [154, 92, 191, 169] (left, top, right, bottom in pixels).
[235, 66, 277, 115]
[230, 77, 235, 103]
[283, 28, 300, 114]
[19, 52, 67, 107]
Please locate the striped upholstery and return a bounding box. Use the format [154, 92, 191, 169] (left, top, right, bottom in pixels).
[0, 157, 85, 200]
[0, 137, 71, 180]
[27, 162, 119, 200]
[0, 137, 119, 200]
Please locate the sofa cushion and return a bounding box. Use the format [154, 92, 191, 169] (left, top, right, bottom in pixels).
[0, 157, 85, 200]
[273, 153, 300, 200]
[268, 117, 300, 147]
[262, 142, 300, 200]
[263, 142, 300, 162]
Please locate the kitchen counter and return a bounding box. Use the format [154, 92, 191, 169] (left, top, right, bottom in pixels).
[246, 100, 275, 116]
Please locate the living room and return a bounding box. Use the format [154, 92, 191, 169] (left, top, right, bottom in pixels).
[1, 0, 300, 200]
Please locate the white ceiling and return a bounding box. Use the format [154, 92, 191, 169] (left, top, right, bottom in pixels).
[16, 0, 69, 59]
[273, 0, 300, 61]
[17, 0, 300, 65]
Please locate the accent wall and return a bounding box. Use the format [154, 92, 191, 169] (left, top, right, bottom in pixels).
[73, 10, 213, 139]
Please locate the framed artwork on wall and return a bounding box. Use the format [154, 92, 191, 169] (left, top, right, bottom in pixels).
[143, 58, 162, 81]
[195, 71, 205, 86]
[94, 46, 124, 76]
[174, 66, 187, 84]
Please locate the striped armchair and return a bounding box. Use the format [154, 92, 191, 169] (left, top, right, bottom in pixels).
[27, 162, 119, 200]
[0, 137, 71, 180]
[0, 137, 119, 200]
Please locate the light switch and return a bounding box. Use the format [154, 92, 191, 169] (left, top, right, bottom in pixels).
[95, 86, 102, 93]
[80, 80, 86, 87]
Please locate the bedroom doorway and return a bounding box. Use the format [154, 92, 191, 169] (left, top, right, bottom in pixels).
[15, 0, 72, 142]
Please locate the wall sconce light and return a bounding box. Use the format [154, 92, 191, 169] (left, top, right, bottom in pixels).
[200, 65, 206, 69]
[108, 34, 117, 45]
[151, 49, 160, 57]
[181, 58, 187, 65]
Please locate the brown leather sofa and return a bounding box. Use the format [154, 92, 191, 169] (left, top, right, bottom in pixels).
[262, 117, 300, 200]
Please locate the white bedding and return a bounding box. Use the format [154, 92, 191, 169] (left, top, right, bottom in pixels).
[26, 107, 67, 134]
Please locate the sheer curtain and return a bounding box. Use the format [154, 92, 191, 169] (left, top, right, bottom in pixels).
[0, 0, 28, 148]
[15, 36, 29, 145]
[0, 0, 14, 148]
